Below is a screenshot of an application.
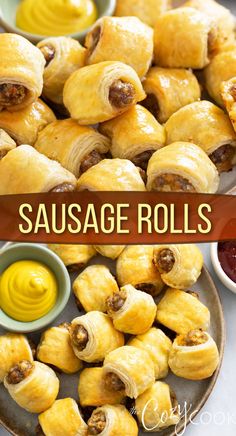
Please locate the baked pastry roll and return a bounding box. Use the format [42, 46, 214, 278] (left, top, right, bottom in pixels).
[153, 244, 203, 289]
[116, 245, 164, 297]
[94, 245, 125, 259]
[168, 330, 220, 380]
[73, 265, 119, 312]
[153, 8, 219, 69]
[77, 159, 146, 192]
[99, 105, 166, 170]
[78, 367, 125, 407]
[0, 33, 45, 111]
[37, 37, 86, 106]
[103, 345, 155, 398]
[156, 288, 210, 335]
[35, 119, 110, 177]
[129, 328, 172, 379]
[48, 244, 96, 272]
[142, 67, 201, 123]
[38, 398, 88, 436]
[165, 101, 236, 173]
[0, 129, 16, 159]
[70, 311, 124, 363]
[63, 61, 146, 125]
[85, 16, 153, 79]
[135, 381, 180, 431]
[87, 405, 138, 436]
[0, 333, 33, 383]
[37, 323, 82, 374]
[146, 142, 220, 193]
[106, 284, 156, 335]
[4, 361, 59, 413]
[0, 99, 56, 146]
[115, 0, 171, 28]
[221, 78, 236, 134]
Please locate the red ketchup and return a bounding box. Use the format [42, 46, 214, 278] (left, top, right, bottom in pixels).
[218, 241, 236, 283]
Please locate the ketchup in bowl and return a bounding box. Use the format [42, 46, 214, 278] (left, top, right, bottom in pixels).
[218, 241, 236, 283]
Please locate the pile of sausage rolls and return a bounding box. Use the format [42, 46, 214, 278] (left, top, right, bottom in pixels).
[0, 243, 220, 435]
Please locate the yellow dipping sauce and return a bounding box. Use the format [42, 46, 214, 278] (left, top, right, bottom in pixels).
[16, 0, 98, 36]
[0, 260, 58, 322]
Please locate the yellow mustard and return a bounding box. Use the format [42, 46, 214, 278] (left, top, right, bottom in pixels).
[0, 260, 58, 322]
[16, 0, 98, 36]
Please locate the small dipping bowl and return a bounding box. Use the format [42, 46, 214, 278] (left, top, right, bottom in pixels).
[0, 243, 71, 332]
[211, 241, 236, 294]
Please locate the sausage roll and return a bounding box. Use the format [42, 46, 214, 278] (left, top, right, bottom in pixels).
[135, 381, 180, 431]
[85, 16, 153, 79]
[4, 361, 59, 413]
[35, 119, 110, 178]
[153, 244, 203, 289]
[106, 284, 156, 335]
[77, 159, 146, 192]
[70, 311, 124, 363]
[129, 328, 172, 380]
[37, 323, 82, 374]
[48, 244, 96, 272]
[0, 99, 56, 146]
[87, 405, 138, 436]
[142, 67, 201, 124]
[156, 288, 210, 335]
[0, 129, 16, 159]
[116, 245, 164, 297]
[73, 265, 119, 312]
[153, 8, 219, 69]
[63, 61, 146, 125]
[168, 330, 220, 380]
[221, 78, 236, 134]
[0, 333, 33, 383]
[78, 367, 125, 407]
[0, 33, 45, 111]
[94, 245, 125, 260]
[99, 105, 166, 170]
[115, 0, 171, 28]
[103, 345, 155, 399]
[39, 398, 88, 436]
[37, 37, 86, 106]
[146, 142, 220, 193]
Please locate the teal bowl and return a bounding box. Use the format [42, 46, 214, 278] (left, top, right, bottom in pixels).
[0, 0, 116, 43]
[0, 243, 71, 332]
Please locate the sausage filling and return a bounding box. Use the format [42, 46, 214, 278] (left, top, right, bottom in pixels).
[230, 84, 236, 100]
[209, 144, 235, 173]
[50, 183, 75, 193]
[106, 290, 126, 313]
[109, 80, 135, 108]
[40, 44, 56, 67]
[0, 84, 27, 106]
[6, 360, 33, 385]
[87, 26, 101, 56]
[136, 283, 157, 297]
[132, 150, 155, 171]
[104, 372, 125, 392]
[142, 93, 160, 119]
[88, 411, 106, 435]
[80, 150, 104, 174]
[154, 249, 175, 274]
[152, 173, 196, 193]
[179, 329, 208, 347]
[71, 325, 89, 351]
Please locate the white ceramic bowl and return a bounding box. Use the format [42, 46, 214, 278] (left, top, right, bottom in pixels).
[211, 242, 236, 294]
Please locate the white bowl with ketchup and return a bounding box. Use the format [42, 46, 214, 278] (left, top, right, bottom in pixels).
[211, 241, 236, 294]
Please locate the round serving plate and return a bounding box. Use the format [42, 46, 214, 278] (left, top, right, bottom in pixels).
[0, 242, 225, 436]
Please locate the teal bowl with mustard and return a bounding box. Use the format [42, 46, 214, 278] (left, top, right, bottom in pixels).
[0, 243, 71, 333]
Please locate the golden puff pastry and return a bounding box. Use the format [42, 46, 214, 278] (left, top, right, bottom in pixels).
[153, 244, 203, 289]
[115, 0, 171, 28]
[156, 288, 210, 335]
[0, 99, 56, 146]
[0, 129, 16, 159]
[221, 78, 236, 134]
[154, 8, 219, 69]
[35, 118, 110, 178]
[106, 284, 157, 335]
[4, 361, 59, 413]
[0, 333, 33, 383]
[135, 381, 180, 432]
[103, 345, 155, 399]
[63, 61, 146, 125]
[116, 245, 164, 297]
[78, 367, 125, 407]
[168, 330, 220, 380]
[87, 405, 138, 436]
[70, 311, 124, 363]
[37, 323, 82, 374]
[0, 33, 45, 111]
[129, 328, 172, 380]
[94, 245, 125, 260]
[142, 67, 201, 123]
[73, 265, 119, 312]
[48, 244, 96, 271]
[37, 36, 86, 106]
[77, 159, 146, 192]
[85, 16, 153, 79]
[39, 398, 88, 436]
[146, 142, 220, 193]
[99, 105, 166, 170]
